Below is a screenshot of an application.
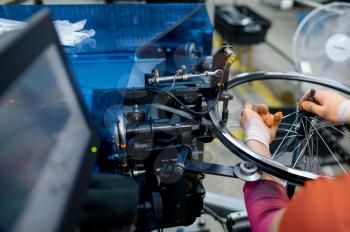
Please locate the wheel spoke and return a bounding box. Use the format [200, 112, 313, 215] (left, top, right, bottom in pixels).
[281, 111, 297, 119]
[274, 135, 303, 141]
[279, 122, 297, 126]
[273, 136, 305, 160]
[300, 118, 314, 169]
[305, 117, 348, 173]
[226, 125, 243, 129]
[275, 128, 312, 163]
[314, 118, 350, 139]
[272, 116, 300, 159]
[315, 120, 320, 173]
[292, 141, 308, 168]
[276, 128, 300, 135]
[310, 123, 316, 172]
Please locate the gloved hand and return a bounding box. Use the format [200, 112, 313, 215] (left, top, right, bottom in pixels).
[240, 103, 282, 149]
[300, 89, 350, 124]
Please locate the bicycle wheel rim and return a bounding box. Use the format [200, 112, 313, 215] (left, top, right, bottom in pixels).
[209, 71, 350, 185]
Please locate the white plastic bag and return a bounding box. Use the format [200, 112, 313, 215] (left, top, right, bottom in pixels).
[54, 19, 95, 46]
[0, 17, 95, 47]
[0, 18, 25, 35]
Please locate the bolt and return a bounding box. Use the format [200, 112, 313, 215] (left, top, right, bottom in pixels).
[174, 166, 184, 176]
[217, 82, 224, 89]
[133, 104, 139, 112]
[244, 162, 252, 169]
[216, 69, 223, 77]
[240, 162, 257, 175]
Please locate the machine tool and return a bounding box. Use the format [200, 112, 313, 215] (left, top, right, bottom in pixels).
[1, 4, 350, 232]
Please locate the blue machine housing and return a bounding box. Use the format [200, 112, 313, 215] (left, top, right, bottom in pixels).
[0, 5, 215, 230]
[0, 4, 212, 111]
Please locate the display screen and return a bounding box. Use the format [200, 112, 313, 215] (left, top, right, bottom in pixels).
[0, 44, 91, 230]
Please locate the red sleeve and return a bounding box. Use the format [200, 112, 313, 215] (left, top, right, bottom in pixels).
[279, 173, 350, 232]
[244, 180, 289, 232]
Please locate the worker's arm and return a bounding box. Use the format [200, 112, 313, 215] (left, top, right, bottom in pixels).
[278, 173, 350, 232]
[240, 103, 288, 232]
[240, 103, 283, 184]
[241, 89, 350, 232]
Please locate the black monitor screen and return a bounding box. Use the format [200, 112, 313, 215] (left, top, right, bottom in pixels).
[0, 43, 91, 231]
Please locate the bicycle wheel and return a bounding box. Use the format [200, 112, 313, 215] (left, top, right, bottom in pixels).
[209, 72, 350, 185]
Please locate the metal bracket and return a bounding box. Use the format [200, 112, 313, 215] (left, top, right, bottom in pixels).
[185, 160, 238, 178]
[233, 161, 261, 182]
[185, 160, 261, 182]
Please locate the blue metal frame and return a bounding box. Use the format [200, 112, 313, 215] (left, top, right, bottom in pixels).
[0, 4, 213, 109]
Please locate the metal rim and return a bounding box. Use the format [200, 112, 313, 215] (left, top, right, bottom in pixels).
[209, 71, 350, 185]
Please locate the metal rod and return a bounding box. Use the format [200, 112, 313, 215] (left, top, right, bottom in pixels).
[185, 160, 237, 178]
[148, 69, 223, 85]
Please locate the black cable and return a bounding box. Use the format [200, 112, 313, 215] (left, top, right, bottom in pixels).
[146, 87, 221, 115]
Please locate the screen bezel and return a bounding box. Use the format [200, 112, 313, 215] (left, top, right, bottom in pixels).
[0, 10, 99, 232]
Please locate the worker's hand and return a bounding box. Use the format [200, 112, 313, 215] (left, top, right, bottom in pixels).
[240, 103, 283, 149]
[300, 89, 350, 124]
[241, 103, 284, 183]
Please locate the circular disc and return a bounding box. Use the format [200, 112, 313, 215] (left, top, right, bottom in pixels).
[293, 3, 350, 84]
